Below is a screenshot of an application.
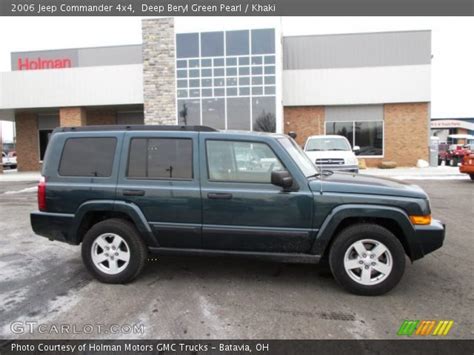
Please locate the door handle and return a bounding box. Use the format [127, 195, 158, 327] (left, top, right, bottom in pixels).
[207, 192, 233, 200]
[123, 189, 145, 197]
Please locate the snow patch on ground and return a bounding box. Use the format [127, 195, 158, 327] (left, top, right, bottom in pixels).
[3, 186, 37, 194]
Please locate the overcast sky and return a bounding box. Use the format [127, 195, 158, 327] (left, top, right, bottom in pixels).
[0, 16, 473, 139]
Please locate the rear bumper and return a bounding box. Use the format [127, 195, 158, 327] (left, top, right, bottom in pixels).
[30, 211, 77, 245]
[411, 219, 445, 260]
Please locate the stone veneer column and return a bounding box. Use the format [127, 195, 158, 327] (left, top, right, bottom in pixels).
[59, 107, 87, 127]
[142, 18, 176, 125]
[16, 112, 40, 171]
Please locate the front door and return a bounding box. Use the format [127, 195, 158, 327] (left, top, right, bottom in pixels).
[200, 134, 314, 253]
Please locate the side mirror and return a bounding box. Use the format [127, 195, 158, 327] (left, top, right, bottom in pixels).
[288, 131, 297, 139]
[353, 145, 360, 152]
[271, 170, 293, 190]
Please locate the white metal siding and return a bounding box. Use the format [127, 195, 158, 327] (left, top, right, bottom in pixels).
[0, 64, 143, 110]
[283, 64, 430, 106]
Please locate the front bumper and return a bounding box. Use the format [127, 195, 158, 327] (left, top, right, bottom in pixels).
[317, 164, 359, 173]
[411, 219, 445, 260]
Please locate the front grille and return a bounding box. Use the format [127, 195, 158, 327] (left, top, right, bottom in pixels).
[315, 158, 345, 165]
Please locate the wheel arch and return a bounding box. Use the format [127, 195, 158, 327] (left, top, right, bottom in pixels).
[312, 204, 419, 261]
[70, 200, 158, 247]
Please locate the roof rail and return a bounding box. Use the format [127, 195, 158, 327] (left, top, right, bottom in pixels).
[53, 125, 217, 133]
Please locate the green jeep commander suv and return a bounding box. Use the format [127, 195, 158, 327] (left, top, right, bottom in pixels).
[31, 125, 445, 295]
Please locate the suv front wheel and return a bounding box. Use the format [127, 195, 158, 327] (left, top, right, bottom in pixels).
[82, 218, 148, 283]
[329, 223, 406, 296]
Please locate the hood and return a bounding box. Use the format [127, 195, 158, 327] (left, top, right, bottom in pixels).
[309, 172, 428, 199]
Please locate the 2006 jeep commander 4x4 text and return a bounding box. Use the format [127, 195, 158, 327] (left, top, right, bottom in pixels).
[31, 125, 445, 295]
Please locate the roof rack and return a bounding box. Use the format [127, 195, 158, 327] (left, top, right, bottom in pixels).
[53, 125, 217, 133]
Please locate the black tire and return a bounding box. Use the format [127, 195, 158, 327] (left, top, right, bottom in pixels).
[329, 223, 406, 296]
[81, 218, 148, 284]
[470, 174, 474, 181]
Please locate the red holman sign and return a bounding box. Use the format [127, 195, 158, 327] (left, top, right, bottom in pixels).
[17, 57, 72, 70]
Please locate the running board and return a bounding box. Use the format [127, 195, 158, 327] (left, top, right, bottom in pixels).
[148, 247, 321, 264]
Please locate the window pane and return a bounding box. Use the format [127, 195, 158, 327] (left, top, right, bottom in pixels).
[239, 87, 250, 96]
[176, 33, 199, 58]
[325, 122, 354, 146]
[177, 70, 187, 79]
[227, 97, 250, 130]
[190, 89, 200, 97]
[264, 76, 275, 85]
[189, 79, 199, 87]
[355, 121, 383, 156]
[177, 80, 187, 88]
[202, 98, 225, 129]
[226, 30, 249, 55]
[252, 66, 263, 75]
[59, 138, 116, 177]
[214, 78, 224, 87]
[252, 87, 263, 95]
[227, 88, 238, 96]
[227, 77, 237, 86]
[226, 57, 237, 66]
[127, 138, 193, 180]
[189, 69, 199, 78]
[264, 66, 275, 75]
[189, 59, 200, 68]
[252, 96, 276, 132]
[226, 67, 237, 76]
[264, 86, 276, 95]
[239, 56, 250, 65]
[201, 59, 212, 67]
[251, 56, 262, 65]
[251, 29, 275, 54]
[178, 99, 200, 125]
[177, 90, 187, 98]
[206, 140, 284, 183]
[202, 89, 213, 97]
[202, 78, 212, 87]
[239, 77, 250, 86]
[252, 77, 263, 85]
[239, 66, 250, 76]
[214, 68, 224, 77]
[201, 31, 224, 57]
[201, 68, 212, 77]
[214, 88, 225, 96]
[177, 60, 187, 68]
[213, 58, 224, 67]
[264, 55, 276, 64]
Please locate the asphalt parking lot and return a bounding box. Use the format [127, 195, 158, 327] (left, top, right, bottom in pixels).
[0, 178, 472, 339]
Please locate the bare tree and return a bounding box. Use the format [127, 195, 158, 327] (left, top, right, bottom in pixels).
[179, 103, 188, 126]
[253, 111, 276, 132]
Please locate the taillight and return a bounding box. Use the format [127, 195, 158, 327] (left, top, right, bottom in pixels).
[38, 176, 46, 211]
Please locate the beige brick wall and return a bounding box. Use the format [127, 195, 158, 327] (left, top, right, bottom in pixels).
[383, 102, 429, 167]
[59, 107, 86, 126]
[86, 109, 117, 125]
[283, 106, 325, 146]
[16, 112, 40, 171]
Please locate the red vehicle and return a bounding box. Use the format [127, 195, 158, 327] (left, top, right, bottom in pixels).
[460, 152, 474, 180]
[442, 144, 472, 166]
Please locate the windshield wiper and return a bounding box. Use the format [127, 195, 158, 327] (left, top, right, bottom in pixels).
[308, 170, 334, 178]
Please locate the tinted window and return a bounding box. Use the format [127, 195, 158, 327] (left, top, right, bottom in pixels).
[59, 137, 116, 177]
[201, 32, 224, 57]
[251, 29, 275, 54]
[207, 140, 284, 183]
[226, 30, 249, 55]
[127, 138, 193, 180]
[176, 33, 199, 58]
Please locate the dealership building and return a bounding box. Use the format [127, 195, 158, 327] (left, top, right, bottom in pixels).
[0, 18, 432, 171]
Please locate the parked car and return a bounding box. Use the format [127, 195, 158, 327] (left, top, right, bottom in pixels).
[459, 152, 474, 180]
[31, 125, 445, 295]
[2, 151, 17, 169]
[303, 135, 359, 173]
[446, 144, 471, 166]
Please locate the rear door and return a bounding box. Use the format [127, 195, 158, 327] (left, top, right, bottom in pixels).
[116, 131, 201, 248]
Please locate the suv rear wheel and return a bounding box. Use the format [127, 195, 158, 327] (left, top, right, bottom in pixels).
[329, 223, 406, 296]
[82, 218, 147, 283]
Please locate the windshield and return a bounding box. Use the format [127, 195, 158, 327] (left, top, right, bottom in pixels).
[278, 137, 318, 177]
[305, 137, 351, 151]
